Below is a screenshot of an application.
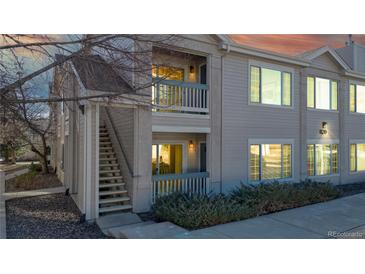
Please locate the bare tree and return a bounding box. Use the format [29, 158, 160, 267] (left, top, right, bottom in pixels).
[0, 34, 181, 171]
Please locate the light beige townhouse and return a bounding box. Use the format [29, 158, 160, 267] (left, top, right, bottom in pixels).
[50, 35, 365, 221]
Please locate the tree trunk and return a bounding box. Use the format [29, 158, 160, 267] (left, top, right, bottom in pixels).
[41, 135, 49, 174]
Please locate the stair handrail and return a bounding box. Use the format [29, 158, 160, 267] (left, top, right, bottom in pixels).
[104, 107, 138, 177]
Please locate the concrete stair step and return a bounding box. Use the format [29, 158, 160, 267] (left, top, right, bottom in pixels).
[99, 182, 125, 188]
[97, 212, 142, 231]
[99, 176, 123, 181]
[117, 222, 187, 239]
[99, 189, 127, 196]
[99, 196, 130, 204]
[99, 204, 132, 214]
[106, 221, 156, 238]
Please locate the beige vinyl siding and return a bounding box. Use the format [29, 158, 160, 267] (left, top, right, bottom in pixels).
[221, 54, 301, 191]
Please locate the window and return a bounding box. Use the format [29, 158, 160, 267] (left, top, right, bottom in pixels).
[152, 144, 183, 175]
[349, 84, 365, 113]
[307, 77, 338, 110]
[250, 66, 292, 106]
[307, 144, 339, 176]
[249, 143, 292, 181]
[152, 65, 184, 81]
[349, 143, 365, 172]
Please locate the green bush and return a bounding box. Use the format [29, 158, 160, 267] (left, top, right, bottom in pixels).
[153, 193, 256, 230]
[230, 180, 341, 214]
[153, 180, 341, 230]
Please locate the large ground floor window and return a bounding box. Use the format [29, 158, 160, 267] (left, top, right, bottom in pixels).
[152, 144, 183, 175]
[307, 144, 338, 176]
[249, 143, 292, 181]
[350, 143, 365, 172]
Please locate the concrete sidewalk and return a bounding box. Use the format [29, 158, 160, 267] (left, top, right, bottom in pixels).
[172, 193, 365, 239]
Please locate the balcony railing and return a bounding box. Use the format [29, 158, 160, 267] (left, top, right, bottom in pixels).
[151, 172, 210, 203]
[152, 78, 209, 114]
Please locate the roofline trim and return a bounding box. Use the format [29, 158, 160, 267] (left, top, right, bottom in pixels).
[219, 42, 310, 66]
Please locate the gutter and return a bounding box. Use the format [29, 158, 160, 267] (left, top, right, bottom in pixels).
[219, 42, 310, 67]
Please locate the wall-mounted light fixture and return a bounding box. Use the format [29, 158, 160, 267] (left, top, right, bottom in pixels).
[189, 140, 194, 150]
[189, 65, 195, 74]
[319, 121, 328, 135]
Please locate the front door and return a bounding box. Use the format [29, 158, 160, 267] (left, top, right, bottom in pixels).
[200, 142, 207, 172]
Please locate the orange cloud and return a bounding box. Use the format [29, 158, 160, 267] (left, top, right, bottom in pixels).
[229, 34, 365, 56]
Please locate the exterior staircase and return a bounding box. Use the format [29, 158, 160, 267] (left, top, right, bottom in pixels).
[98, 124, 132, 215]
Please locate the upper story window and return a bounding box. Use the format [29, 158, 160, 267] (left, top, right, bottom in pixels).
[250, 66, 292, 106]
[349, 84, 365, 113]
[307, 77, 338, 110]
[249, 143, 292, 181]
[350, 143, 365, 172]
[152, 65, 184, 81]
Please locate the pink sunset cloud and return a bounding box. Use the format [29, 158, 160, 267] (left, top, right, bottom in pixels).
[229, 34, 365, 56]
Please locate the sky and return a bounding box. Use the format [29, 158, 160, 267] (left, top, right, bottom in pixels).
[230, 34, 365, 55]
[3, 34, 365, 98]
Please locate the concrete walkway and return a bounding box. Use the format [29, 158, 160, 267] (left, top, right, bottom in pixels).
[172, 193, 365, 239]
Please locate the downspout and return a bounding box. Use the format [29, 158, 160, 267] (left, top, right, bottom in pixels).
[219, 42, 230, 193]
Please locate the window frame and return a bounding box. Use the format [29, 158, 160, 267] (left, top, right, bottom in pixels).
[349, 140, 365, 174]
[248, 139, 294, 183]
[151, 141, 188, 175]
[248, 61, 294, 108]
[306, 76, 339, 111]
[349, 82, 365, 114]
[306, 141, 339, 177]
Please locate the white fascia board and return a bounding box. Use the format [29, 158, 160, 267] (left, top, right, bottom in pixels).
[220, 42, 310, 67]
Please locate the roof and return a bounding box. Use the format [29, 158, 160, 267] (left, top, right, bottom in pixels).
[296, 45, 351, 70]
[70, 55, 133, 93]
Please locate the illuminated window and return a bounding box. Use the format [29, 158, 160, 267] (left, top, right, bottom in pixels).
[152, 65, 184, 81]
[249, 143, 292, 181]
[349, 143, 365, 172]
[307, 77, 338, 110]
[152, 144, 183, 175]
[350, 84, 365, 113]
[307, 144, 339, 176]
[250, 66, 292, 106]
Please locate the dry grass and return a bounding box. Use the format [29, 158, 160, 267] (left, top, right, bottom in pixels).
[5, 171, 62, 192]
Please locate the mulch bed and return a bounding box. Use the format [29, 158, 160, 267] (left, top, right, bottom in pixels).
[6, 193, 111, 239]
[6, 172, 62, 193]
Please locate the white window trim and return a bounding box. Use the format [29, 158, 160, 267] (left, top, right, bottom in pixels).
[306, 76, 339, 112]
[248, 139, 295, 183]
[152, 141, 188, 174]
[306, 140, 339, 178]
[248, 60, 295, 109]
[349, 81, 365, 115]
[349, 140, 365, 174]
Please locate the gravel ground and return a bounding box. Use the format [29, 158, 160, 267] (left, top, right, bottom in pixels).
[6, 193, 111, 239]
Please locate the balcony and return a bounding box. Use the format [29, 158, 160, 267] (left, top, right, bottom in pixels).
[152, 78, 209, 114]
[151, 172, 210, 203]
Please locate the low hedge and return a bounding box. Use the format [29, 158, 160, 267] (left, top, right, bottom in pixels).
[153, 180, 341, 230]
